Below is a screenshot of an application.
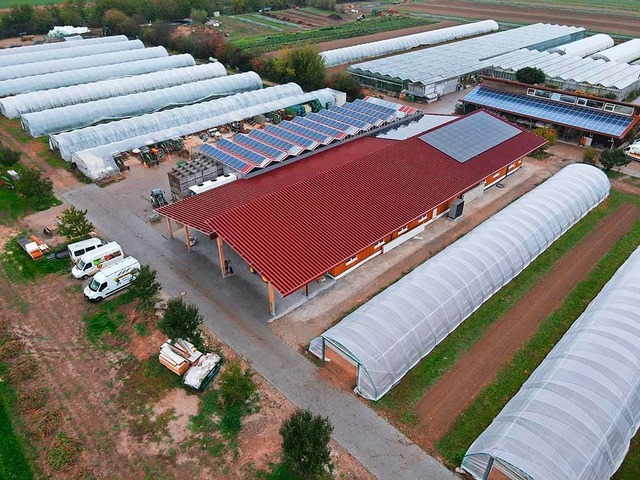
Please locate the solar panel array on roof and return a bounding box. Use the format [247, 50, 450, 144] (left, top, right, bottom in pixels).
[281, 122, 333, 144]
[217, 138, 269, 167]
[420, 111, 521, 162]
[318, 109, 372, 130]
[266, 124, 320, 149]
[463, 86, 636, 137]
[234, 134, 288, 162]
[334, 105, 385, 126]
[199, 143, 254, 173]
[249, 129, 304, 155]
[292, 116, 346, 140]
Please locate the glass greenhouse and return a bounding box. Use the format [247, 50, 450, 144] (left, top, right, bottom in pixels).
[0, 41, 151, 81]
[320, 20, 498, 68]
[0, 62, 226, 119]
[462, 246, 640, 480]
[22, 71, 262, 137]
[0, 54, 195, 97]
[0, 38, 144, 69]
[51, 83, 306, 161]
[309, 164, 610, 401]
[69, 88, 340, 181]
[0, 35, 128, 57]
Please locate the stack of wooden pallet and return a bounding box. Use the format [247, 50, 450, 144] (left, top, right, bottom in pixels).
[159, 339, 203, 375]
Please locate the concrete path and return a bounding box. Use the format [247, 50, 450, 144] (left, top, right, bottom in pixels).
[63, 184, 458, 480]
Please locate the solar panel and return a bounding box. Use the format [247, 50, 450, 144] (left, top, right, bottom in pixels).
[420, 111, 521, 163]
[235, 134, 288, 161]
[292, 116, 346, 139]
[217, 138, 269, 167]
[306, 112, 359, 135]
[199, 144, 254, 173]
[318, 109, 371, 130]
[463, 86, 634, 137]
[340, 102, 394, 123]
[249, 129, 304, 155]
[279, 121, 332, 144]
[333, 106, 384, 126]
[265, 124, 318, 149]
[354, 98, 398, 117]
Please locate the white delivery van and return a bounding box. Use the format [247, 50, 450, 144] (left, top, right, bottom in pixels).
[71, 242, 123, 279]
[68, 238, 104, 264]
[84, 256, 140, 302]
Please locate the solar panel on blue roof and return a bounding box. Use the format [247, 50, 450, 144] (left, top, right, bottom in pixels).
[319, 109, 371, 130]
[199, 144, 253, 172]
[332, 106, 383, 126]
[463, 87, 633, 137]
[306, 113, 358, 135]
[249, 129, 304, 155]
[292, 116, 344, 139]
[217, 138, 269, 167]
[235, 134, 287, 161]
[279, 122, 332, 144]
[265, 124, 317, 149]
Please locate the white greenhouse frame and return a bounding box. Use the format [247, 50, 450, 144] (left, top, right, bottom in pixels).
[320, 20, 498, 68]
[309, 164, 610, 401]
[22, 71, 263, 136]
[548, 33, 613, 57]
[51, 83, 307, 160]
[0, 62, 227, 119]
[0, 35, 128, 57]
[0, 54, 195, 97]
[69, 89, 340, 180]
[462, 245, 640, 480]
[0, 41, 152, 82]
[592, 38, 640, 63]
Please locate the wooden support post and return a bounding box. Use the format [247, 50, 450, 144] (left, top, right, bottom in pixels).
[184, 225, 191, 252]
[216, 236, 227, 278]
[304, 283, 309, 297]
[166, 217, 173, 239]
[268, 283, 276, 316]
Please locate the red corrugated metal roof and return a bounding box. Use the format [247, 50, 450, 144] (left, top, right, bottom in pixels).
[198, 111, 546, 296]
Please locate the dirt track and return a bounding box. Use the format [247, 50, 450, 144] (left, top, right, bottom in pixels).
[399, 1, 640, 36]
[414, 202, 640, 445]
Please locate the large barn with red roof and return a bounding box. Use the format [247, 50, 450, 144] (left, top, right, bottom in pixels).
[158, 109, 546, 314]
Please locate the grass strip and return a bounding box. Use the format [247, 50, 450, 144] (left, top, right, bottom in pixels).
[1, 236, 69, 283]
[436, 216, 640, 467]
[0, 363, 35, 480]
[83, 291, 134, 348]
[375, 189, 635, 416]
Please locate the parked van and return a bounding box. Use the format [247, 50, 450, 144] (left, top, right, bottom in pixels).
[71, 242, 123, 279]
[68, 237, 104, 264]
[84, 256, 140, 302]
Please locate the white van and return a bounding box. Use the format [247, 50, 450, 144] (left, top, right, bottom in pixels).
[71, 242, 123, 279]
[84, 257, 140, 302]
[68, 238, 104, 264]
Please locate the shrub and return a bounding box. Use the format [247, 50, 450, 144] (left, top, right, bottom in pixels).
[281, 409, 333, 479]
[57, 205, 94, 241]
[129, 265, 162, 313]
[533, 126, 557, 147]
[583, 146, 598, 165]
[516, 67, 546, 85]
[48, 432, 82, 470]
[157, 298, 204, 349]
[14, 165, 54, 206]
[326, 71, 362, 101]
[218, 359, 257, 409]
[0, 143, 20, 167]
[600, 148, 630, 171]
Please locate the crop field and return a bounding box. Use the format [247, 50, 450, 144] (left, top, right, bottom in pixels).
[457, 0, 640, 14]
[0, 0, 62, 8]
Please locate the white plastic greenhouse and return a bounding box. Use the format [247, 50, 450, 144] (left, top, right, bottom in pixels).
[0, 38, 144, 69]
[0, 41, 153, 82]
[0, 54, 195, 97]
[22, 71, 262, 136]
[0, 62, 226, 119]
[69, 89, 340, 180]
[51, 83, 307, 160]
[320, 20, 498, 68]
[592, 38, 640, 63]
[462, 245, 640, 480]
[0, 35, 128, 57]
[548, 33, 613, 57]
[309, 164, 610, 401]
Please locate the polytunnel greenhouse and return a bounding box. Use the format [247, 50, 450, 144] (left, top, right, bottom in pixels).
[0, 62, 226, 118]
[0, 38, 144, 69]
[309, 164, 610, 401]
[0, 35, 128, 57]
[0, 41, 152, 82]
[51, 83, 306, 160]
[320, 20, 498, 67]
[462, 246, 640, 480]
[548, 33, 613, 57]
[592, 38, 640, 63]
[0, 54, 195, 97]
[69, 88, 339, 180]
[22, 71, 262, 136]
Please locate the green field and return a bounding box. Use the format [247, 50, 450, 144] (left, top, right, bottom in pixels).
[0, 0, 62, 8]
[459, 0, 640, 15]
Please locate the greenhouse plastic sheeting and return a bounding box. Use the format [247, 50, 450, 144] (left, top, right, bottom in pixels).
[1, 62, 226, 118]
[309, 164, 610, 401]
[69, 88, 339, 180]
[320, 20, 498, 67]
[592, 39, 640, 63]
[0, 38, 144, 69]
[51, 83, 306, 160]
[0, 35, 128, 57]
[22, 71, 262, 136]
[462, 246, 640, 480]
[548, 33, 613, 57]
[0, 40, 149, 82]
[0, 54, 194, 97]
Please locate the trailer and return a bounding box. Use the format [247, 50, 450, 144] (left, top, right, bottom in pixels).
[17, 235, 50, 260]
